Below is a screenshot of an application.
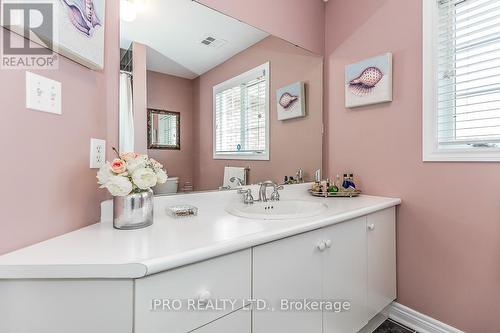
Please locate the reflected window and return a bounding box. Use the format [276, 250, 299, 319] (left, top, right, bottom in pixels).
[213, 63, 269, 160]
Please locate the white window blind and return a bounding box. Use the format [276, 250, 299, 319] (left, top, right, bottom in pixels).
[158, 115, 177, 146]
[437, 0, 500, 148]
[213, 63, 269, 160]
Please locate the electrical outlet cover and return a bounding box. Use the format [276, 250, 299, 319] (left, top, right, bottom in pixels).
[90, 138, 106, 169]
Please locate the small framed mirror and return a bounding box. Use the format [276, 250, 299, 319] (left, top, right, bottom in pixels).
[147, 109, 180, 150]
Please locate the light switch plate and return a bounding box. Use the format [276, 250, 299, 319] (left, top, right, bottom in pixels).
[90, 138, 106, 169]
[26, 71, 62, 115]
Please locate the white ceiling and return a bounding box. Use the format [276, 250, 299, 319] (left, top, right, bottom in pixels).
[120, 0, 269, 79]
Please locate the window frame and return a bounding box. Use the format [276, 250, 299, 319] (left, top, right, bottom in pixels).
[212, 62, 270, 161]
[422, 0, 500, 162]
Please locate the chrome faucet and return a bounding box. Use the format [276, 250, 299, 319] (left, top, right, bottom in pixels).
[258, 181, 284, 202]
[236, 181, 283, 204]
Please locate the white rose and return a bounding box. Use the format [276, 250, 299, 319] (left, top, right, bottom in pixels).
[156, 169, 168, 184]
[132, 168, 158, 190]
[126, 156, 147, 173]
[97, 163, 113, 186]
[105, 175, 133, 196]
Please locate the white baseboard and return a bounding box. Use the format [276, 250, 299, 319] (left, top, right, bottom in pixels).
[384, 302, 464, 333]
[359, 312, 388, 333]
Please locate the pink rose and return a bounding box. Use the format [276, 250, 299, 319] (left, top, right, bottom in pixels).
[111, 159, 127, 174]
[119, 152, 137, 161]
[150, 158, 163, 170]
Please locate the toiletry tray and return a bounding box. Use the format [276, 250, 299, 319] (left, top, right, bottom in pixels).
[308, 189, 361, 198]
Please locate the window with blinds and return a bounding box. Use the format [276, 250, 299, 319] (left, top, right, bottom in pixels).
[158, 115, 177, 146]
[424, 0, 500, 160]
[213, 63, 270, 160]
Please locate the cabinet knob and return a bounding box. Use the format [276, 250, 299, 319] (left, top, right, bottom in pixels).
[317, 241, 326, 251]
[198, 290, 212, 305]
[367, 223, 375, 231]
[325, 240, 332, 248]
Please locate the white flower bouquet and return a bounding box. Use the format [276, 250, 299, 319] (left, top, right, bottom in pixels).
[97, 149, 168, 196]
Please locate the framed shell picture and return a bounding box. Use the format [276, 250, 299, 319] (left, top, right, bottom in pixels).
[276, 81, 306, 121]
[56, 0, 105, 70]
[345, 53, 393, 108]
[1, 0, 105, 70]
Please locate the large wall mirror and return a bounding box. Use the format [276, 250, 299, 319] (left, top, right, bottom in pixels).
[119, 0, 323, 194]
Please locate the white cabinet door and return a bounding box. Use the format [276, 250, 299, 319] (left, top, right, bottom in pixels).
[192, 310, 250, 333]
[253, 228, 324, 333]
[366, 207, 397, 318]
[135, 250, 251, 333]
[322, 216, 368, 333]
[0, 279, 133, 333]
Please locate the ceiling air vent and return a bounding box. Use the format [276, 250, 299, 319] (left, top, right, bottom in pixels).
[200, 36, 227, 49]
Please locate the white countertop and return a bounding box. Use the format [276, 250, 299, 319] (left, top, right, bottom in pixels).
[0, 184, 401, 279]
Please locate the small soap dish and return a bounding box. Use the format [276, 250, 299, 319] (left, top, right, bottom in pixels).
[166, 204, 198, 218]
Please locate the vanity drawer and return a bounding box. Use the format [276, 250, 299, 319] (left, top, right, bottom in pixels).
[134, 249, 251, 333]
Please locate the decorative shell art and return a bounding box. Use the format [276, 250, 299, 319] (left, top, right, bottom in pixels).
[348, 67, 384, 96]
[345, 53, 393, 108]
[279, 92, 299, 109]
[276, 82, 306, 121]
[60, 0, 102, 37]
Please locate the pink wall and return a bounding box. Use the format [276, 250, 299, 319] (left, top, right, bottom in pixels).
[0, 0, 118, 255]
[105, 0, 120, 160]
[132, 42, 148, 154]
[195, 0, 325, 55]
[147, 71, 194, 188]
[193, 36, 323, 190]
[2, 2, 491, 330]
[325, 0, 500, 331]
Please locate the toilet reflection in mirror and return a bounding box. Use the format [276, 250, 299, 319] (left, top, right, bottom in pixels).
[119, 0, 323, 194]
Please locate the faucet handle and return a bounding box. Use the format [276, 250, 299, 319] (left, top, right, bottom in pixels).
[237, 188, 254, 205]
[270, 185, 284, 201]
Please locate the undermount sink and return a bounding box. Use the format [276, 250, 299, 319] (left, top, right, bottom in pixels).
[226, 200, 328, 220]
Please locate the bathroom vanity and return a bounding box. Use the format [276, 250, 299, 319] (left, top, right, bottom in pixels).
[0, 184, 400, 333]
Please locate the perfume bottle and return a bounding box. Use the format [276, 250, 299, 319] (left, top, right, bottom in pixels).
[334, 174, 341, 188]
[342, 174, 349, 189]
[328, 177, 339, 193]
[348, 173, 356, 189]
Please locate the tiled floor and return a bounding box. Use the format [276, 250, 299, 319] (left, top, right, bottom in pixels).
[373, 319, 418, 333]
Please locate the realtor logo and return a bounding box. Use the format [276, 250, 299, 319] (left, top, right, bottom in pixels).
[1, 1, 58, 69]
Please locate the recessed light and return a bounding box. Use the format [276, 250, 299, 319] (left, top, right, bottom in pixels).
[121, 0, 137, 22]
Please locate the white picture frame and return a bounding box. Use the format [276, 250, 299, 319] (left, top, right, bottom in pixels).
[345, 53, 393, 108]
[276, 81, 306, 121]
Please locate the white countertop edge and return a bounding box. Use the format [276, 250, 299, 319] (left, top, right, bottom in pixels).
[0, 196, 401, 280]
[0, 263, 148, 279]
[143, 197, 401, 276]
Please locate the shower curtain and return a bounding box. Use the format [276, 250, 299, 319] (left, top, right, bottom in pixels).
[119, 71, 135, 153]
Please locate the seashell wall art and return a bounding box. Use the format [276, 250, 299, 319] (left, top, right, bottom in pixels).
[276, 82, 306, 120]
[345, 53, 392, 108]
[55, 0, 106, 70]
[0, 0, 105, 70]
